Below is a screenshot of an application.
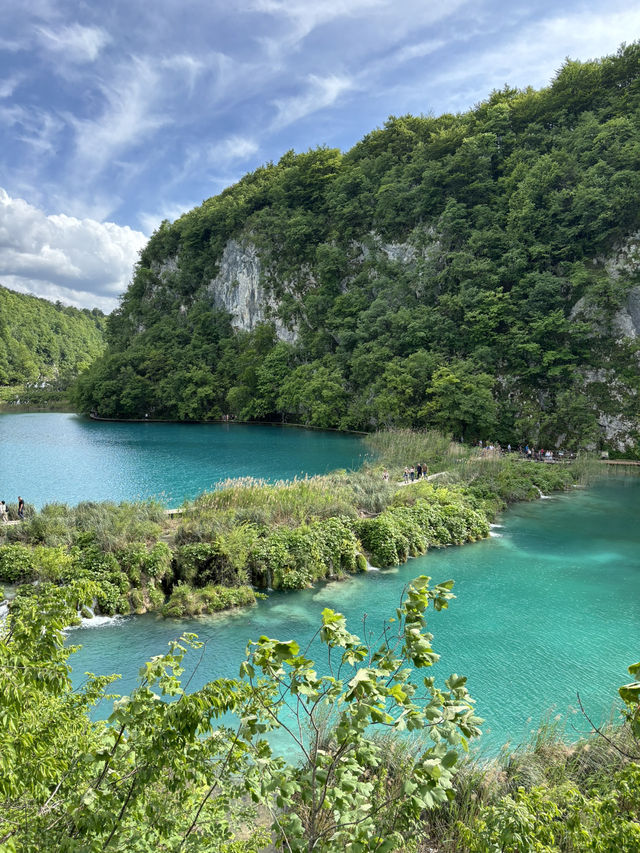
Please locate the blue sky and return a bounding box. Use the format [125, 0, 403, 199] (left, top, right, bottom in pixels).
[1, 0, 639, 311]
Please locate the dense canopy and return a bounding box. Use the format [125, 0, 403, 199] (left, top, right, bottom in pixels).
[76, 44, 640, 450]
[0, 286, 105, 389]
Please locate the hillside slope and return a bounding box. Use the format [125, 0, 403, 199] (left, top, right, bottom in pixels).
[0, 286, 105, 390]
[76, 44, 640, 450]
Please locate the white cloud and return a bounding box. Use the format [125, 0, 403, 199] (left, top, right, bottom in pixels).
[36, 23, 110, 63]
[160, 53, 205, 92]
[203, 135, 259, 164]
[69, 57, 170, 179]
[394, 38, 446, 65]
[272, 74, 354, 128]
[137, 202, 194, 236]
[0, 74, 24, 99]
[250, 0, 387, 44]
[469, 8, 640, 93]
[0, 189, 146, 310]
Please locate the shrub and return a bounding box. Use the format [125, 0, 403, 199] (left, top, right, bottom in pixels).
[162, 583, 201, 618]
[95, 580, 121, 616]
[0, 544, 35, 583]
[147, 584, 165, 611]
[145, 542, 172, 581]
[32, 546, 74, 582]
[130, 588, 145, 614]
[356, 515, 405, 567]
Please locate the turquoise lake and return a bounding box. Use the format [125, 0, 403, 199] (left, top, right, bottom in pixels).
[0, 413, 364, 508]
[68, 473, 640, 756]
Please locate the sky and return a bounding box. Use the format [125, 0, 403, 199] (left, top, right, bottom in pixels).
[1, 0, 639, 312]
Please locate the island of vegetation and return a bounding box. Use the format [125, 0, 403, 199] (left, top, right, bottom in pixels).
[0, 431, 583, 620]
[76, 44, 640, 455]
[0, 285, 105, 410]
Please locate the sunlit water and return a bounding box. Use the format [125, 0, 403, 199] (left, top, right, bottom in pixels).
[69, 475, 640, 756]
[0, 413, 364, 508]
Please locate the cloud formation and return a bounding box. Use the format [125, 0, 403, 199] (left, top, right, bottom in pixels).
[0, 189, 146, 311]
[36, 24, 110, 63]
[0, 0, 636, 311]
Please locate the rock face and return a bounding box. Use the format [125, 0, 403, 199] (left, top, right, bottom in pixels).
[206, 239, 297, 342]
[614, 286, 640, 339]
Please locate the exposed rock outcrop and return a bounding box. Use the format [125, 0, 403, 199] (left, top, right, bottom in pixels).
[206, 239, 297, 342]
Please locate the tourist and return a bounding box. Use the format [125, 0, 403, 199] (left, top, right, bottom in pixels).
[409, 466, 415, 482]
[0, 501, 7, 523]
[382, 469, 389, 482]
[422, 463, 429, 477]
[17, 496, 24, 520]
[416, 463, 422, 479]
[403, 467, 409, 483]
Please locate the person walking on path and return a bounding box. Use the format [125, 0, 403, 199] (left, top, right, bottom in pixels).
[17, 496, 24, 520]
[0, 501, 8, 523]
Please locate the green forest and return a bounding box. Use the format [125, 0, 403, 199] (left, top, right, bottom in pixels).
[0, 286, 105, 405]
[76, 44, 640, 452]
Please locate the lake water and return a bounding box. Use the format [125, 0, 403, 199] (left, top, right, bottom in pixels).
[69, 474, 640, 756]
[0, 413, 364, 508]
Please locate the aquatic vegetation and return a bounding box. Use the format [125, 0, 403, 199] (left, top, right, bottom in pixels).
[0, 432, 591, 615]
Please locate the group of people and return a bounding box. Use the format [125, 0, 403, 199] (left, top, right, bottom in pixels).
[0, 496, 25, 523]
[401, 463, 429, 483]
[476, 441, 564, 462]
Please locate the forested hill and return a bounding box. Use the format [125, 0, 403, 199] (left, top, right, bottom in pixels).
[77, 44, 640, 451]
[0, 286, 105, 388]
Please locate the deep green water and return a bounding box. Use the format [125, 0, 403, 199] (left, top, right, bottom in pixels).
[0, 413, 364, 508]
[70, 475, 640, 756]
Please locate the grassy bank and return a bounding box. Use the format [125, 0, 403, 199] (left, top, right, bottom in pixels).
[0, 431, 590, 619]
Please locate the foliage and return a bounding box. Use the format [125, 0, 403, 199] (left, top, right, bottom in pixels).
[0, 544, 35, 583]
[74, 44, 640, 452]
[0, 285, 105, 392]
[162, 582, 257, 617]
[0, 575, 481, 852]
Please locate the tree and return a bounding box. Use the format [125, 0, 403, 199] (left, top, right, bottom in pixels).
[0, 575, 481, 851]
[420, 361, 497, 441]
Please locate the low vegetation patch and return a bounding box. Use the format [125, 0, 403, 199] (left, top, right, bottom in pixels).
[0, 431, 590, 617]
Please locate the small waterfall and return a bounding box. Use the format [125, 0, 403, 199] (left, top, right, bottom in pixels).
[69, 613, 126, 630]
[535, 486, 552, 499]
[0, 600, 9, 619]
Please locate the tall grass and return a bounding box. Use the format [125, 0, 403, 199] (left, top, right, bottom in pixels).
[186, 476, 357, 526]
[364, 429, 471, 472]
[6, 499, 165, 550]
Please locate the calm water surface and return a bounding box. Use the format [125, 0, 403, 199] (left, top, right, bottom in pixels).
[70, 475, 640, 755]
[0, 413, 364, 508]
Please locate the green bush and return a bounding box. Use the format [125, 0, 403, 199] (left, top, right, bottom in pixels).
[356, 515, 405, 568]
[0, 544, 35, 583]
[32, 546, 74, 582]
[95, 580, 121, 616]
[162, 583, 255, 617]
[311, 516, 361, 576]
[248, 525, 326, 590]
[130, 588, 145, 614]
[147, 584, 165, 611]
[145, 542, 172, 580]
